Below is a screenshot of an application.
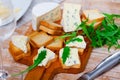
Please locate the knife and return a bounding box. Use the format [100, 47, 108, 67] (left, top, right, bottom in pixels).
[77, 51, 120, 80]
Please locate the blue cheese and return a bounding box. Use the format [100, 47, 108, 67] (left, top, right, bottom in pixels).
[32, 2, 61, 30]
[59, 48, 80, 67]
[62, 3, 81, 32]
[66, 35, 86, 49]
[35, 47, 56, 67]
[12, 35, 29, 53]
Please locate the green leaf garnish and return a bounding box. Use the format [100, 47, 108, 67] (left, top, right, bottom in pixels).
[59, 32, 77, 39]
[62, 46, 70, 64]
[79, 13, 120, 50]
[12, 50, 47, 76]
[65, 37, 83, 44]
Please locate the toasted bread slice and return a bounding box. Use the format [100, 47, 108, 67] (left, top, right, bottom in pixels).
[39, 25, 63, 35]
[9, 41, 31, 61]
[40, 20, 63, 30]
[82, 10, 104, 23]
[46, 36, 64, 51]
[33, 47, 58, 68]
[29, 31, 54, 48]
[59, 47, 81, 69]
[82, 16, 102, 29]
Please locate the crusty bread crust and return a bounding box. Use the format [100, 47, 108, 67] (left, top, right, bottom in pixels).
[46, 36, 64, 51]
[39, 25, 63, 35]
[82, 10, 104, 24]
[29, 31, 54, 48]
[40, 20, 63, 30]
[9, 41, 31, 61]
[59, 58, 81, 69]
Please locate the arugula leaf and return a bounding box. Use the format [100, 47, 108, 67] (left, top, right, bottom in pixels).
[12, 50, 47, 76]
[59, 32, 77, 39]
[65, 37, 83, 44]
[80, 13, 120, 50]
[62, 46, 70, 64]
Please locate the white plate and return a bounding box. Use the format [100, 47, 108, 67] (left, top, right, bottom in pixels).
[11, 0, 32, 21]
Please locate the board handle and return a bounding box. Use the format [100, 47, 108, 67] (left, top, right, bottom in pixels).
[77, 51, 120, 80]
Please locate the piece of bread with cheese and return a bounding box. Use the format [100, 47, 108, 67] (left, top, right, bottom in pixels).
[32, 2, 62, 30]
[59, 47, 81, 69]
[29, 31, 54, 48]
[61, 3, 81, 32]
[82, 10, 104, 28]
[9, 35, 31, 61]
[65, 35, 86, 55]
[46, 36, 64, 51]
[82, 10, 104, 23]
[39, 25, 63, 35]
[33, 47, 57, 68]
[40, 20, 63, 30]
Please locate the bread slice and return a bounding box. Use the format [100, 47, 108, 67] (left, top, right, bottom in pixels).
[82, 15, 102, 29]
[29, 31, 54, 48]
[46, 36, 64, 51]
[59, 47, 81, 69]
[9, 41, 31, 61]
[39, 25, 63, 35]
[82, 10, 104, 23]
[40, 20, 63, 30]
[33, 47, 58, 68]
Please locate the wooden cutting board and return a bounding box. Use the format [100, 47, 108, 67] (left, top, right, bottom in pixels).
[9, 22, 93, 80]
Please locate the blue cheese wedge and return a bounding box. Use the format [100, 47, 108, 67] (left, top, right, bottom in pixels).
[32, 2, 61, 30]
[11, 35, 29, 53]
[34, 47, 56, 67]
[62, 3, 81, 32]
[59, 47, 80, 69]
[66, 35, 86, 49]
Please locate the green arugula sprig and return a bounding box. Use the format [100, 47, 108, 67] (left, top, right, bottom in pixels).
[12, 50, 47, 76]
[80, 13, 120, 50]
[62, 46, 70, 64]
[65, 37, 83, 44]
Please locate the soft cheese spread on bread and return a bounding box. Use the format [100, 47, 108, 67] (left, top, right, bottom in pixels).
[62, 3, 81, 32]
[66, 35, 86, 49]
[11, 35, 29, 53]
[35, 47, 56, 67]
[59, 47, 80, 68]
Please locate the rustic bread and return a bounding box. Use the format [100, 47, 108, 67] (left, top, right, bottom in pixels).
[82, 10, 104, 23]
[40, 20, 63, 30]
[29, 31, 54, 48]
[82, 16, 102, 29]
[46, 36, 64, 51]
[9, 35, 31, 61]
[39, 25, 63, 35]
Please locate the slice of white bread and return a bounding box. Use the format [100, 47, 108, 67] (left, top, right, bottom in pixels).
[59, 47, 81, 69]
[33, 47, 57, 68]
[29, 31, 54, 48]
[9, 35, 31, 61]
[39, 25, 63, 35]
[46, 36, 64, 51]
[82, 10, 104, 23]
[40, 20, 63, 30]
